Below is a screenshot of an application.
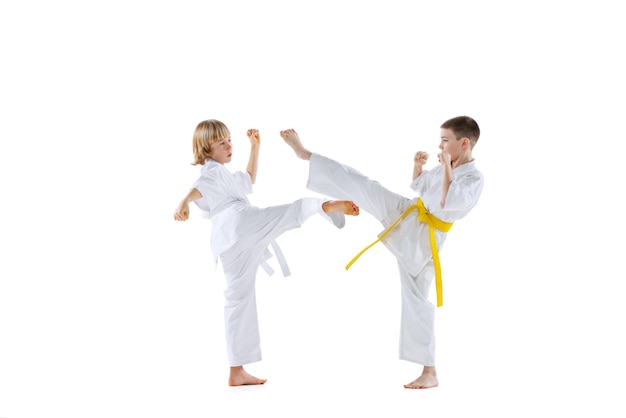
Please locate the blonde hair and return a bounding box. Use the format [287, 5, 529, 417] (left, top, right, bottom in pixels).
[192, 119, 230, 165]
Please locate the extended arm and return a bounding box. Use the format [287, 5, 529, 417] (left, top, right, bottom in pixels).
[246, 129, 261, 184]
[174, 188, 202, 221]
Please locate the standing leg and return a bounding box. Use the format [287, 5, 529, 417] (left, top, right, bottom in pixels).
[220, 241, 267, 386]
[397, 260, 439, 389]
[219, 198, 359, 386]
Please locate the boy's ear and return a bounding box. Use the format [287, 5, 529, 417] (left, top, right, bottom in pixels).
[462, 137, 470, 149]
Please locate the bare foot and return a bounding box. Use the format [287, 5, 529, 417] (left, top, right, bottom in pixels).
[280, 129, 312, 160]
[404, 366, 438, 389]
[322, 200, 360, 216]
[228, 366, 267, 386]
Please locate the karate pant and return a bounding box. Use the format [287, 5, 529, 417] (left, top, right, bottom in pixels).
[219, 198, 342, 367]
[307, 153, 437, 366]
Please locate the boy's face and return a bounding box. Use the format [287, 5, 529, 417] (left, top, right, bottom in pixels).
[210, 135, 233, 164]
[439, 128, 467, 162]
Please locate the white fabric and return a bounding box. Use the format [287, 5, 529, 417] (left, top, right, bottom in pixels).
[307, 153, 483, 366]
[192, 158, 254, 266]
[191, 158, 345, 366]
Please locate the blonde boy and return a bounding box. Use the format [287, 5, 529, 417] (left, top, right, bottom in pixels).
[175, 119, 359, 385]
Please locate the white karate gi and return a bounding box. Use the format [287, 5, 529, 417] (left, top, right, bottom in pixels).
[306, 153, 483, 366]
[192, 158, 345, 366]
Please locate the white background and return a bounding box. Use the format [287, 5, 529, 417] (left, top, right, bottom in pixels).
[1, 1, 624, 417]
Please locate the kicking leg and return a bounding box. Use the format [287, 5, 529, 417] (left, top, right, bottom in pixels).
[322, 200, 360, 216]
[281, 128, 407, 223]
[280, 128, 312, 160]
[239, 198, 359, 243]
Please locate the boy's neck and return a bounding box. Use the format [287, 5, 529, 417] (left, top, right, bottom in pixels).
[452, 153, 473, 169]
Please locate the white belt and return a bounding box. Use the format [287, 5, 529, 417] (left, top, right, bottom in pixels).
[260, 240, 291, 277]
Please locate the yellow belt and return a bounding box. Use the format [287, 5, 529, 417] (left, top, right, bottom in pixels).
[346, 198, 453, 307]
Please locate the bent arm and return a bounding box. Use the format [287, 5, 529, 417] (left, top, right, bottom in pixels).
[439, 151, 453, 207]
[413, 151, 428, 181]
[440, 163, 452, 207]
[174, 188, 202, 221]
[246, 129, 261, 184]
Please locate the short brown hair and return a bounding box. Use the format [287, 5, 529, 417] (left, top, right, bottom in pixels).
[441, 116, 480, 148]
